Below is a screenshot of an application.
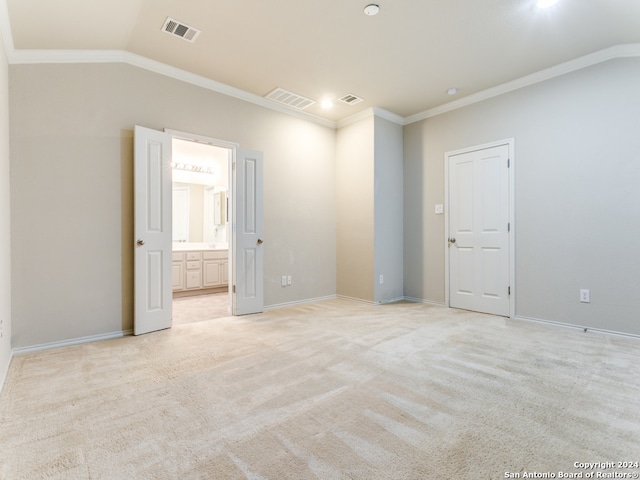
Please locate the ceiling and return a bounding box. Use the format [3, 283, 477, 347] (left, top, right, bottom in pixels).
[5, 0, 640, 123]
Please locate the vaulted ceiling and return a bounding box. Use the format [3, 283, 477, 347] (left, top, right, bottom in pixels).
[5, 0, 640, 123]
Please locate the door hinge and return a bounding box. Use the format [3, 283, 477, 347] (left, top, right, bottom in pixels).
[507, 158, 510, 168]
[508, 222, 511, 232]
[508, 286, 511, 295]
[232, 285, 236, 293]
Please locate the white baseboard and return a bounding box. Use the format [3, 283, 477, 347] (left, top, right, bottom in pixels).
[0, 350, 13, 394]
[335, 295, 376, 305]
[376, 296, 405, 305]
[403, 296, 447, 307]
[12, 329, 133, 355]
[513, 315, 640, 340]
[265, 295, 338, 311]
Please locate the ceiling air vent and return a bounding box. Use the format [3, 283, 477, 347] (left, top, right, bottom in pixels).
[265, 88, 316, 110]
[162, 17, 201, 43]
[339, 93, 364, 105]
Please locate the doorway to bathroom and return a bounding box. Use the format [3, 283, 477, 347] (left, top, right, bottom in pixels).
[169, 132, 232, 325]
[134, 125, 264, 335]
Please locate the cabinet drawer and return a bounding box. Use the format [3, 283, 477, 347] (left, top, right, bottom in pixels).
[186, 252, 201, 261]
[172, 252, 184, 262]
[186, 261, 201, 270]
[203, 250, 228, 260]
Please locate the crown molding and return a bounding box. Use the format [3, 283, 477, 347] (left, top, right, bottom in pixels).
[7, 46, 339, 129]
[404, 43, 640, 125]
[372, 107, 404, 126]
[336, 107, 403, 129]
[1, 0, 638, 132]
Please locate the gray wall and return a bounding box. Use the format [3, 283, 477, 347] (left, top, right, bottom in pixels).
[404, 58, 640, 335]
[10, 62, 336, 348]
[336, 116, 374, 302]
[0, 30, 11, 382]
[374, 116, 403, 303]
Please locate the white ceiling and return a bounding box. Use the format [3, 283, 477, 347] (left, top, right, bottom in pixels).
[5, 0, 640, 123]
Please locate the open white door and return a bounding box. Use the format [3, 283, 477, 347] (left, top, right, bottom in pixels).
[134, 126, 173, 335]
[233, 149, 264, 315]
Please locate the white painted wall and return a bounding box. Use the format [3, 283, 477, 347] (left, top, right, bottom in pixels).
[374, 116, 403, 303]
[0, 27, 12, 385]
[336, 116, 375, 302]
[336, 113, 403, 304]
[404, 58, 640, 335]
[9, 62, 336, 348]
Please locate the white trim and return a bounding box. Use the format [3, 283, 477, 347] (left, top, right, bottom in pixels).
[12, 330, 133, 355]
[371, 107, 404, 126]
[403, 296, 446, 307]
[264, 294, 337, 310]
[514, 315, 640, 340]
[0, 0, 14, 59]
[336, 107, 404, 129]
[376, 296, 405, 305]
[165, 129, 239, 149]
[404, 43, 640, 125]
[335, 295, 376, 305]
[0, 350, 13, 393]
[8, 48, 338, 129]
[1, 32, 638, 128]
[444, 138, 515, 318]
[336, 108, 376, 129]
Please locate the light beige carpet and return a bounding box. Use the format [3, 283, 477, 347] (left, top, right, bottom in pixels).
[1, 299, 639, 479]
[172, 293, 230, 326]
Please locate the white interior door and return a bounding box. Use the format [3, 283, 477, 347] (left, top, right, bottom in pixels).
[134, 126, 173, 335]
[448, 143, 511, 317]
[233, 149, 264, 315]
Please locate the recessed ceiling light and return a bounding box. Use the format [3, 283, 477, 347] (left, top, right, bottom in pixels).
[447, 87, 458, 96]
[537, 0, 560, 8]
[321, 99, 334, 109]
[364, 4, 380, 16]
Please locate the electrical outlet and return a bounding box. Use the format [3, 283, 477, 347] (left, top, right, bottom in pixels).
[287, 275, 292, 286]
[379, 274, 384, 284]
[281, 275, 287, 287]
[580, 289, 590, 303]
[435, 204, 444, 215]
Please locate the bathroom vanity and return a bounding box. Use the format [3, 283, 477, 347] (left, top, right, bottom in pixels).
[172, 243, 228, 297]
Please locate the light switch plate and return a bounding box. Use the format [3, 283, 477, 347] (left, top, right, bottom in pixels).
[435, 204, 444, 214]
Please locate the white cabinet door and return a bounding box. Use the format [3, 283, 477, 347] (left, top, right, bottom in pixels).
[203, 260, 222, 287]
[172, 262, 184, 291]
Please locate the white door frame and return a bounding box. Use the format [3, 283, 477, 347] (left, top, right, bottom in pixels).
[444, 138, 515, 318]
[165, 129, 238, 312]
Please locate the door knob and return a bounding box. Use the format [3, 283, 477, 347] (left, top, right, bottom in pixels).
[257, 238, 264, 245]
[136, 239, 145, 246]
[448, 237, 456, 247]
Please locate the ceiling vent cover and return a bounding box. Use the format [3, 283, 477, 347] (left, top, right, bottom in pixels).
[265, 88, 316, 110]
[162, 17, 201, 43]
[339, 93, 364, 105]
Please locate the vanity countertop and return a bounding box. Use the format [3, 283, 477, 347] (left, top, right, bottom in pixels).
[172, 242, 228, 251]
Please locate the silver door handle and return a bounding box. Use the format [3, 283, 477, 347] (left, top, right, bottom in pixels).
[448, 237, 456, 247]
[257, 238, 264, 245]
[137, 239, 145, 246]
